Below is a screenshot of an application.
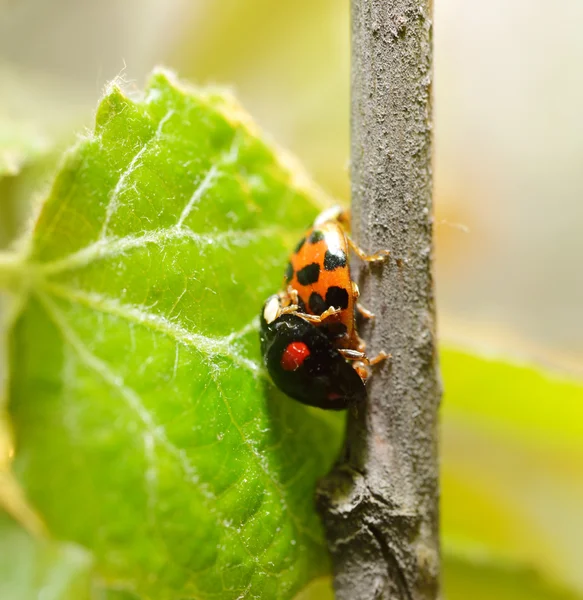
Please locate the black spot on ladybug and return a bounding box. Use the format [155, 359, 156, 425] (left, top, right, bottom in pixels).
[294, 237, 306, 253]
[324, 249, 347, 271]
[326, 286, 349, 310]
[309, 230, 325, 244]
[297, 296, 307, 312]
[297, 263, 320, 285]
[321, 322, 348, 339]
[309, 292, 328, 315]
[285, 262, 294, 283]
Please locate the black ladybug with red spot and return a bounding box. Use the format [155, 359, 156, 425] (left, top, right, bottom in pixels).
[260, 296, 366, 409]
[259, 207, 390, 410]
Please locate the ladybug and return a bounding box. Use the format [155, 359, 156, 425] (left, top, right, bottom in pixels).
[260, 206, 390, 409]
[260, 295, 366, 410]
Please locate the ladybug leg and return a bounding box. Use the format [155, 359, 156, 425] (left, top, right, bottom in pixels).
[336, 208, 351, 229]
[278, 304, 300, 316]
[356, 303, 375, 320]
[368, 350, 390, 366]
[339, 348, 390, 382]
[339, 348, 390, 366]
[272, 288, 301, 318]
[320, 306, 342, 320]
[286, 285, 300, 306]
[277, 288, 295, 308]
[347, 236, 390, 263]
[336, 352, 371, 383]
[295, 306, 341, 323]
[353, 362, 369, 381]
[351, 283, 376, 320]
[279, 287, 342, 322]
[338, 349, 366, 361]
[351, 330, 367, 353]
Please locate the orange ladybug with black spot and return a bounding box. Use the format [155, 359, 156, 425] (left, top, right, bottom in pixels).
[259, 206, 390, 409]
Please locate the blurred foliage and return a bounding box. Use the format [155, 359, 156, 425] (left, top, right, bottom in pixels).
[169, 0, 350, 202]
[0, 117, 48, 178]
[443, 555, 581, 600]
[441, 348, 583, 595]
[0, 64, 86, 249]
[0, 155, 63, 251]
[0, 513, 92, 600]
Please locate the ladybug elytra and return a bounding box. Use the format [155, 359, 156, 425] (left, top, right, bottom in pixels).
[259, 206, 390, 410]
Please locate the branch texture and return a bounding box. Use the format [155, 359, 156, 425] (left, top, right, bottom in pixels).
[317, 1, 440, 599]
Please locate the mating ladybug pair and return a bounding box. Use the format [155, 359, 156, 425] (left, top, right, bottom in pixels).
[260, 206, 390, 410]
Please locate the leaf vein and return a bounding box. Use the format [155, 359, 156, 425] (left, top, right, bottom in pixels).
[37, 290, 206, 490]
[41, 282, 265, 377]
[176, 132, 240, 228]
[38, 226, 282, 276]
[36, 290, 272, 573]
[99, 109, 175, 240]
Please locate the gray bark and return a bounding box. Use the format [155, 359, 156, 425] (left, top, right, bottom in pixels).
[316, 1, 441, 599]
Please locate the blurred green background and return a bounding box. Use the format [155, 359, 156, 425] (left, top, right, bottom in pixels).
[1, 1, 582, 598]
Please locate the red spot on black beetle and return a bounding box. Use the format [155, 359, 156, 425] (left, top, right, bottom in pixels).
[280, 341, 310, 371]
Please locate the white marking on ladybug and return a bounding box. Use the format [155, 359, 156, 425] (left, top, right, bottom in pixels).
[263, 295, 280, 324]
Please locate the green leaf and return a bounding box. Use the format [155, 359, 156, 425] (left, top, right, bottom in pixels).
[0, 511, 93, 600]
[441, 347, 583, 594]
[442, 347, 583, 445]
[5, 71, 344, 599]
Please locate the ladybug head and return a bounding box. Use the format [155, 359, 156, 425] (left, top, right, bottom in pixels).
[260, 296, 366, 410]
